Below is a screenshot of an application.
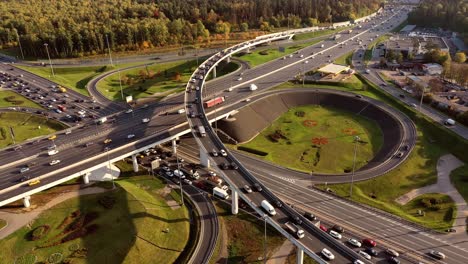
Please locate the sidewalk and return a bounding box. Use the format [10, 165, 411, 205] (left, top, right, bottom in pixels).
[267, 239, 294, 264]
[395, 154, 467, 241]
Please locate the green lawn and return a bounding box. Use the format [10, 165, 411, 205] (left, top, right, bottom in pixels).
[364, 34, 390, 62]
[450, 165, 468, 203]
[0, 90, 43, 109]
[0, 175, 190, 264]
[238, 105, 383, 174]
[0, 112, 66, 148]
[235, 40, 321, 67]
[334, 51, 354, 66]
[293, 26, 352, 41]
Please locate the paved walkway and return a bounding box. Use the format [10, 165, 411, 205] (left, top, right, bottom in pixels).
[267, 239, 294, 264]
[0, 187, 108, 239]
[395, 154, 467, 236]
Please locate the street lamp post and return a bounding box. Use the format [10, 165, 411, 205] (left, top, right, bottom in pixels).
[15, 30, 24, 60]
[117, 65, 124, 101]
[105, 34, 114, 67]
[43, 43, 55, 77]
[419, 86, 428, 112]
[349, 136, 360, 197]
[175, 143, 184, 206]
[263, 216, 267, 263]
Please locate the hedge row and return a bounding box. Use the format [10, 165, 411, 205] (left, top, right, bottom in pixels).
[237, 146, 268, 156]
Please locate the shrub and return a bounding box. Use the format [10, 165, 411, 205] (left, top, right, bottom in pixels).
[47, 253, 63, 264]
[30, 225, 50, 241]
[237, 146, 268, 156]
[98, 196, 116, 209]
[259, 50, 269, 55]
[295, 111, 305, 117]
[0, 127, 6, 140]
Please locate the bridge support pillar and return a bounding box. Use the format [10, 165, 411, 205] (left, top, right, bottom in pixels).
[213, 66, 216, 78]
[23, 196, 31, 208]
[172, 138, 177, 154]
[83, 173, 90, 184]
[231, 190, 239, 215]
[199, 147, 210, 168]
[132, 154, 139, 172]
[296, 247, 304, 264]
[226, 56, 231, 63]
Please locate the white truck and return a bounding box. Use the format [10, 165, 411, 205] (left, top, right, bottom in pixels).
[261, 200, 277, 216]
[97, 117, 107, 124]
[284, 222, 305, 239]
[249, 84, 258, 91]
[444, 119, 456, 126]
[213, 187, 229, 199]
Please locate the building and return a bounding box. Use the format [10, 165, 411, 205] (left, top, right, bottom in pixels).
[383, 36, 450, 58]
[317, 64, 351, 77]
[422, 63, 443, 75]
[406, 75, 428, 90]
[400, 24, 416, 33]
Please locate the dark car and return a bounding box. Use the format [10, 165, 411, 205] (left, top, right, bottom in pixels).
[230, 162, 238, 170]
[253, 183, 263, 192]
[332, 225, 344, 233]
[388, 257, 400, 264]
[292, 216, 303, 225]
[272, 199, 282, 208]
[399, 94, 405, 98]
[221, 163, 229, 170]
[365, 247, 378, 256]
[304, 212, 317, 221]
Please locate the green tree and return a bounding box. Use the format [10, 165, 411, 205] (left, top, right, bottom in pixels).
[454, 52, 467, 63]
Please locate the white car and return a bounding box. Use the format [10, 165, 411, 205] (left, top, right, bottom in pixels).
[243, 98, 251, 102]
[19, 167, 30, 173]
[125, 109, 133, 114]
[209, 171, 217, 177]
[183, 178, 192, 185]
[321, 248, 335, 260]
[304, 60, 309, 64]
[429, 250, 446, 260]
[348, 238, 362, 247]
[386, 248, 399, 257]
[127, 134, 135, 139]
[358, 250, 371, 260]
[244, 185, 253, 193]
[212, 149, 218, 157]
[49, 159, 61, 166]
[237, 77, 243, 81]
[48, 149, 59, 156]
[353, 260, 365, 264]
[220, 149, 227, 157]
[142, 118, 150, 123]
[329, 230, 342, 240]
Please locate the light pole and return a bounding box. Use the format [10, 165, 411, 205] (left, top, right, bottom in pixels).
[43, 43, 55, 77]
[175, 143, 184, 206]
[15, 30, 24, 60]
[105, 34, 114, 67]
[419, 85, 428, 112]
[349, 135, 360, 197]
[263, 216, 267, 263]
[117, 63, 124, 101]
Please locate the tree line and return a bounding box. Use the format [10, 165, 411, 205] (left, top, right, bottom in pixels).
[0, 0, 382, 58]
[408, 0, 468, 44]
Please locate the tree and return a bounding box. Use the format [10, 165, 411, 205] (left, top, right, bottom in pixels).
[240, 22, 249, 32]
[454, 52, 467, 63]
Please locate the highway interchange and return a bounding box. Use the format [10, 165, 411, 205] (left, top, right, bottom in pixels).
[0, 3, 467, 264]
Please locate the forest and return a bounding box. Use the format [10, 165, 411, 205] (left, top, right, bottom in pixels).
[0, 0, 382, 58]
[408, 0, 468, 40]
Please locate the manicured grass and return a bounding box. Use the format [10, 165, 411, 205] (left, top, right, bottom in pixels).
[0, 90, 43, 109]
[0, 175, 190, 264]
[235, 40, 321, 67]
[238, 105, 383, 174]
[293, 26, 352, 41]
[0, 219, 6, 230]
[213, 201, 285, 263]
[0, 112, 66, 148]
[364, 34, 390, 62]
[334, 51, 354, 66]
[450, 165, 468, 203]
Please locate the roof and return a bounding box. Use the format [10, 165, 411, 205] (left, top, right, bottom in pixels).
[422, 63, 443, 70]
[317, 64, 350, 75]
[400, 25, 416, 32]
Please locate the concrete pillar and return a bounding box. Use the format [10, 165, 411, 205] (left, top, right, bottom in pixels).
[231, 190, 239, 215]
[226, 56, 231, 63]
[296, 247, 304, 264]
[132, 154, 139, 172]
[172, 138, 177, 154]
[23, 196, 31, 208]
[83, 173, 90, 184]
[213, 66, 216, 78]
[199, 147, 210, 168]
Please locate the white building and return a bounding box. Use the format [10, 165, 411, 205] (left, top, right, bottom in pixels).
[422, 63, 443, 75]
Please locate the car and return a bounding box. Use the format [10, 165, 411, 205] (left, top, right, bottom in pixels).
[353, 260, 365, 264]
[20, 175, 30, 182]
[104, 146, 111, 151]
[244, 185, 252, 193]
[85, 142, 94, 147]
[364, 247, 378, 256]
[388, 257, 400, 264]
[212, 149, 218, 157]
[208, 171, 217, 177]
[49, 159, 61, 166]
[230, 162, 238, 170]
[399, 94, 405, 98]
[127, 134, 136, 139]
[243, 98, 251, 102]
[161, 166, 171, 172]
[48, 149, 59, 156]
[401, 145, 409, 151]
[221, 162, 229, 170]
[303, 212, 317, 221]
[332, 225, 344, 233]
[237, 77, 243, 81]
[165, 171, 174, 177]
[104, 138, 112, 144]
[410, 103, 417, 108]
[304, 60, 309, 64]
[28, 179, 41, 186]
[329, 230, 342, 239]
[48, 135, 57, 140]
[253, 183, 263, 192]
[125, 109, 133, 114]
[394, 152, 403, 158]
[348, 238, 362, 247]
[141, 104, 149, 109]
[319, 224, 328, 232]
[13, 145, 23, 151]
[19, 167, 30, 173]
[183, 178, 192, 185]
[142, 118, 150, 123]
[428, 250, 446, 260]
[358, 250, 371, 260]
[220, 149, 227, 157]
[355, 94, 363, 98]
[272, 199, 282, 208]
[386, 248, 399, 257]
[321, 248, 335, 260]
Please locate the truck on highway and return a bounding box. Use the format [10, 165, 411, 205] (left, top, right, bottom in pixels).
[97, 117, 107, 124]
[57, 105, 66, 112]
[204, 96, 225, 108]
[213, 187, 229, 199]
[198, 125, 206, 137]
[261, 200, 277, 216]
[249, 84, 258, 91]
[284, 222, 305, 239]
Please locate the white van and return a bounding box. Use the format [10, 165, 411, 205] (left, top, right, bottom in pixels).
[261, 200, 276, 216]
